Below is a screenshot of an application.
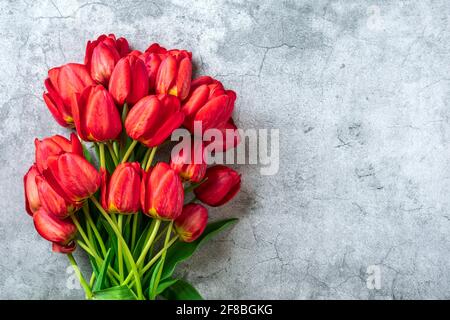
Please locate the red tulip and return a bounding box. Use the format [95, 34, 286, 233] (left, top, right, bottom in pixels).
[174, 204, 208, 242]
[125, 94, 184, 147]
[109, 54, 149, 106]
[156, 49, 192, 100]
[43, 63, 94, 127]
[36, 175, 79, 218]
[182, 76, 236, 133]
[24, 164, 41, 216]
[194, 165, 241, 207]
[72, 85, 122, 142]
[170, 139, 206, 183]
[103, 162, 142, 214]
[43, 153, 101, 204]
[85, 34, 129, 86]
[205, 118, 240, 152]
[139, 43, 168, 92]
[33, 208, 77, 246]
[52, 242, 76, 254]
[35, 133, 83, 173]
[141, 162, 184, 220]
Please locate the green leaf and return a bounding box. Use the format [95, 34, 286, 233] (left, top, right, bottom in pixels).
[100, 219, 118, 261]
[92, 285, 138, 300]
[161, 279, 203, 300]
[161, 218, 238, 281]
[156, 278, 179, 295]
[148, 259, 163, 300]
[92, 248, 112, 291]
[132, 220, 152, 260]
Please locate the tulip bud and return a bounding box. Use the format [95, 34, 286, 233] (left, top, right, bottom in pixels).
[43, 63, 94, 127]
[139, 43, 168, 92]
[125, 94, 184, 147]
[103, 162, 142, 214]
[194, 165, 241, 207]
[156, 49, 192, 100]
[35, 133, 83, 173]
[109, 54, 149, 106]
[24, 164, 41, 216]
[33, 208, 77, 246]
[43, 153, 101, 204]
[36, 175, 79, 218]
[182, 76, 236, 134]
[141, 162, 184, 220]
[72, 85, 122, 142]
[52, 242, 76, 254]
[175, 204, 208, 242]
[85, 34, 129, 86]
[205, 118, 240, 152]
[170, 139, 207, 183]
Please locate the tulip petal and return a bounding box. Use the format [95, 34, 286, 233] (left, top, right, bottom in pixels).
[176, 57, 192, 100]
[145, 110, 184, 147]
[156, 55, 176, 95]
[109, 57, 131, 105]
[33, 208, 77, 245]
[193, 95, 232, 131]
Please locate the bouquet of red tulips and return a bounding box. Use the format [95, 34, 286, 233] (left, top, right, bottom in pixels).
[23, 34, 241, 300]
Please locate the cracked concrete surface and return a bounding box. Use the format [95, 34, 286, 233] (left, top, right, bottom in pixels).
[0, 0, 449, 299]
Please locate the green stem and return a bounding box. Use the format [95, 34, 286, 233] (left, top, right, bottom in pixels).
[135, 219, 161, 269]
[113, 141, 120, 160]
[106, 142, 119, 166]
[90, 196, 143, 299]
[131, 213, 138, 251]
[76, 240, 120, 285]
[123, 235, 178, 286]
[121, 140, 137, 163]
[118, 214, 124, 282]
[145, 147, 158, 171]
[70, 214, 91, 250]
[89, 272, 96, 288]
[150, 221, 173, 299]
[141, 148, 151, 169]
[83, 205, 107, 258]
[67, 253, 93, 299]
[99, 143, 106, 169]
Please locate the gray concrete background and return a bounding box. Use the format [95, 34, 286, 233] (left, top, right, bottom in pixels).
[0, 0, 449, 299]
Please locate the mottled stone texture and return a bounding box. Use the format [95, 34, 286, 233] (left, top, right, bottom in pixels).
[0, 0, 449, 300]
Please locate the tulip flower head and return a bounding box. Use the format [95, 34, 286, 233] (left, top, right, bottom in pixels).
[194, 165, 241, 207]
[35, 133, 83, 173]
[36, 175, 79, 218]
[182, 76, 236, 134]
[141, 162, 184, 220]
[139, 43, 168, 92]
[24, 164, 41, 216]
[125, 94, 184, 147]
[156, 49, 192, 100]
[175, 204, 208, 242]
[72, 85, 122, 142]
[109, 54, 149, 106]
[85, 34, 130, 86]
[43, 153, 101, 204]
[43, 63, 94, 127]
[33, 208, 77, 246]
[52, 242, 76, 254]
[102, 162, 142, 214]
